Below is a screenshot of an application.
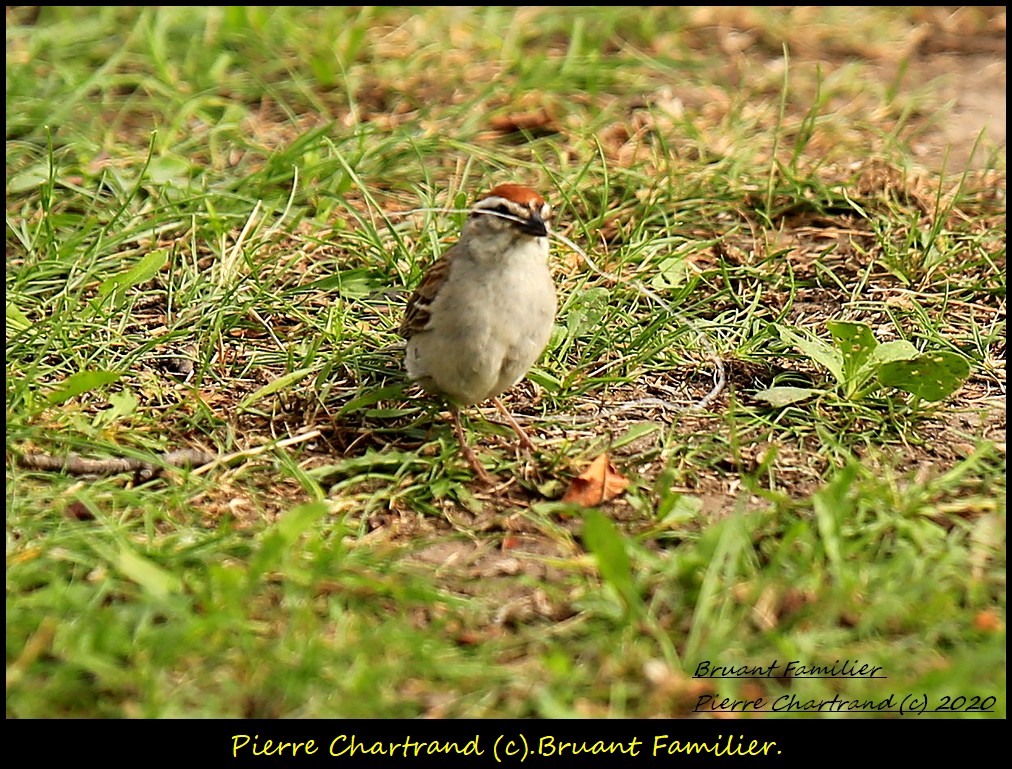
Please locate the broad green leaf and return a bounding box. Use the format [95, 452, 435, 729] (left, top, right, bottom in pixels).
[97, 249, 169, 305]
[827, 320, 878, 389]
[297, 268, 379, 298]
[93, 390, 139, 427]
[582, 510, 642, 616]
[6, 302, 31, 333]
[778, 325, 844, 385]
[527, 366, 563, 391]
[7, 162, 51, 193]
[565, 287, 610, 337]
[649, 256, 689, 289]
[46, 370, 122, 405]
[239, 366, 314, 409]
[877, 351, 971, 402]
[107, 390, 139, 418]
[752, 385, 822, 407]
[147, 154, 194, 185]
[115, 546, 182, 599]
[870, 339, 919, 364]
[656, 492, 703, 526]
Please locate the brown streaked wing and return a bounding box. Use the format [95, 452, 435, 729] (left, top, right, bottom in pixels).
[398, 248, 454, 339]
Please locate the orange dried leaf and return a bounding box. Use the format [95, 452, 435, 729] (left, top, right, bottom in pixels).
[65, 500, 95, 521]
[973, 610, 1003, 633]
[501, 535, 522, 551]
[562, 453, 630, 506]
[488, 108, 557, 135]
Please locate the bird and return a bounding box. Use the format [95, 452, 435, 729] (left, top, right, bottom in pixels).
[399, 183, 557, 483]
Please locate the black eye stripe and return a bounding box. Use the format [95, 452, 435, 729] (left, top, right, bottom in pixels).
[472, 203, 519, 219]
[471, 207, 511, 218]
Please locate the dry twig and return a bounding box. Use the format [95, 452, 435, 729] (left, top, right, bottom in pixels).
[15, 448, 217, 481]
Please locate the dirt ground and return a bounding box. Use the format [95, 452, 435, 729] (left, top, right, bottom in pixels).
[905, 52, 1005, 171]
[377, 15, 1007, 596]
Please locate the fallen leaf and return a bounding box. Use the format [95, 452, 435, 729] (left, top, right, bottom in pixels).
[453, 629, 483, 646]
[65, 500, 95, 521]
[750, 584, 779, 631]
[488, 108, 557, 136]
[752, 385, 822, 407]
[973, 610, 1003, 633]
[562, 453, 630, 506]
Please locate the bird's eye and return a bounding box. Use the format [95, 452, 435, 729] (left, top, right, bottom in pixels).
[491, 205, 510, 216]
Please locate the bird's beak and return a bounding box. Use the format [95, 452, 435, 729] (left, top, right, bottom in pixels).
[520, 211, 549, 237]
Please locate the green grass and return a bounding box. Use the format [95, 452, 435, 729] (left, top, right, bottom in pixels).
[6, 6, 1006, 719]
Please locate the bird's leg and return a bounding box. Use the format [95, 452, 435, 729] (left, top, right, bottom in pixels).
[449, 405, 494, 484]
[492, 397, 536, 452]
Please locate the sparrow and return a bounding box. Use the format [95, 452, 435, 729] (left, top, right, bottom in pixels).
[399, 184, 557, 483]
